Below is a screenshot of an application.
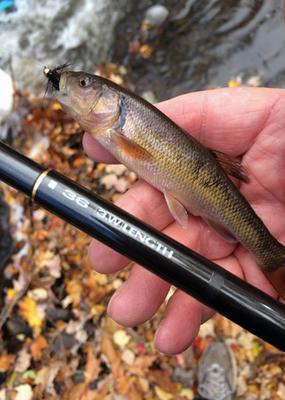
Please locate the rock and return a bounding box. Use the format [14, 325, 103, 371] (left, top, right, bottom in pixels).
[144, 5, 169, 27]
[46, 306, 73, 322]
[247, 75, 262, 87]
[72, 370, 85, 384]
[172, 366, 193, 387]
[0, 0, 135, 93]
[0, 69, 13, 123]
[4, 315, 32, 337]
[52, 332, 76, 352]
[141, 90, 157, 104]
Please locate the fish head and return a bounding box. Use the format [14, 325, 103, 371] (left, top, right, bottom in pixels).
[45, 69, 121, 134]
[55, 71, 102, 118]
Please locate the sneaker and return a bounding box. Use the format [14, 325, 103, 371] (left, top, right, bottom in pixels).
[197, 342, 236, 400]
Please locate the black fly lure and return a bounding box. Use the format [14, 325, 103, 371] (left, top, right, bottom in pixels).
[43, 63, 71, 94]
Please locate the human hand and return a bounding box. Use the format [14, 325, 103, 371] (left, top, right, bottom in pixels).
[83, 87, 285, 354]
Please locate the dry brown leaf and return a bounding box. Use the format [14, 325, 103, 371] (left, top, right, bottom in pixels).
[14, 348, 31, 373]
[30, 335, 48, 361]
[128, 379, 145, 400]
[66, 279, 82, 306]
[101, 335, 121, 366]
[0, 353, 15, 373]
[154, 386, 173, 400]
[214, 315, 243, 338]
[149, 369, 177, 394]
[85, 345, 100, 384]
[35, 363, 61, 394]
[116, 374, 130, 395]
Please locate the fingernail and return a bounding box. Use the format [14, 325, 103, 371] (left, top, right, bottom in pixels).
[107, 284, 125, 317]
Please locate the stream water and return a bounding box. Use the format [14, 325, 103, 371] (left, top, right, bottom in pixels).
[0, 0, 285, 98]
[113, 0, 285, 100]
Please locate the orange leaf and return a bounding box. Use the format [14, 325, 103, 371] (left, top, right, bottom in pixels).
[18, 296, 44, 336]
[66, 279, 82, 306]
[30, 335, 48, 361]
[0, 353, 15, 372]
[85, 345, 100, 384]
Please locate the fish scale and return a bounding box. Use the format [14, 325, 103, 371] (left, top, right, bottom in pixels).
[47, 69, 285, 272]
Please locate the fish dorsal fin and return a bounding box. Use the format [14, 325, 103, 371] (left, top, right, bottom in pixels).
[210, 150, 249, 183]
[110, 130, 152, 161]
[204, 217, 237, 244]
[164, 191, 188, 229]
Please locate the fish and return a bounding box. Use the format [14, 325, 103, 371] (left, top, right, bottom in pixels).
[44, 67, 285, 273]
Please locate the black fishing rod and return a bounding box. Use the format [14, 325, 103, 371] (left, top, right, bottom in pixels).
[0, 140, 285, 350]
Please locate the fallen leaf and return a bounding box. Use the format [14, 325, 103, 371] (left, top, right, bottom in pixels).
[277, 383, 285, 398]
[139, 44, 153, 59]
[85, 345, 100, 383]
[15, 348, 31, 373]
[6, 288, 16, 301]
[45, 254, 61, 278]
[149, 369, 177, 393]
[180, 388, 194, 399]
[15, 384, 33, 400]
[105, 164, 127, 175]
[198, 320, 215, 338]
[122, 349, 135, 365]
[101, 173, 118, 189]
[154, 386, 173, 400]
[22, 370, 36, 380]
[18, 295, 45, 336]
[247, 75, 262, 87]
[35, 363, 61, 394]
[113, 329, 131, 347]
[30, 335, 48, 360]
[29, 288, 48, 301]
[66, 279, 82, 306]
[101, 335, 120, 365]
[0, 353, 15, 373]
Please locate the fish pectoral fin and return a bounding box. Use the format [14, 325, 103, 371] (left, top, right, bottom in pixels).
[210, 149, 249, 183]
[204, 218, 238, 244]
[164, 191, 188, 229]
[110, 129, 152, 161]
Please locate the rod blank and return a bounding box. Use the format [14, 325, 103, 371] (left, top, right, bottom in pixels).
[0, 140, 285, 350]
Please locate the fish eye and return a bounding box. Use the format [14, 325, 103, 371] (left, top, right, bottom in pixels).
[79, 76, 92, 88]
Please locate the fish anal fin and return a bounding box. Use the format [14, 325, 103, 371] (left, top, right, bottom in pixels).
[210, 149, 249, 183]
[110, 130, 152, 161]
[204, 218, 237, 244]
[164, 191, 188, 229]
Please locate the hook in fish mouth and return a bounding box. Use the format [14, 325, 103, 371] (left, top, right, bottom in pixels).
[43, 63, 71, 93]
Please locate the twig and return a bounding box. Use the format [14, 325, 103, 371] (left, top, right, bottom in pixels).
[0, 277, 31, 331]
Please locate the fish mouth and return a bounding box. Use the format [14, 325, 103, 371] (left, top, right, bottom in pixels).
[43, 65, 69, 104]
[54, 72, 69, 106]
[58, 73, 67, 95]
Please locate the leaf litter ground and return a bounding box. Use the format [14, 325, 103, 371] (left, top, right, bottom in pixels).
[0, 68, 284, 400]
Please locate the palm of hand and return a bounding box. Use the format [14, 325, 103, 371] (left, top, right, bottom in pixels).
[84, 87, 285, 354]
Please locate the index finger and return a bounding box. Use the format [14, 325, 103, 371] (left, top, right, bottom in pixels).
[157, 87, 284, 155]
